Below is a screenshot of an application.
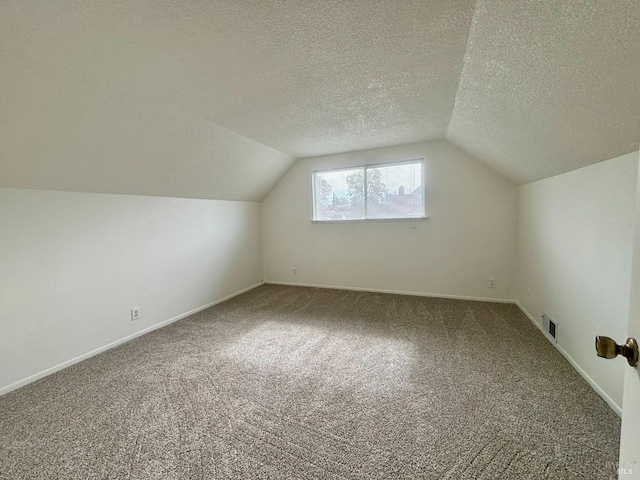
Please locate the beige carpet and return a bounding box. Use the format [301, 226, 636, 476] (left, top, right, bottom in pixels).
[0, 285, 620, 479]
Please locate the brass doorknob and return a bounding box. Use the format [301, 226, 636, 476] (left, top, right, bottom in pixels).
[595, 336, 638, 367]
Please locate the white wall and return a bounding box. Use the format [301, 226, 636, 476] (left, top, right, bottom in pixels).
[0, 188, 263, 394]
[262, 139, 519, 301]
[516, 151, 639, 412]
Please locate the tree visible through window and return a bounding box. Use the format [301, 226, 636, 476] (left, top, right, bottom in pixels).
[313, 160, 424, 221]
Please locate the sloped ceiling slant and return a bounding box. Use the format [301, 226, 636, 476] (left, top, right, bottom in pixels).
[447, 0, 640, 184]
[0, 0, 638, 200]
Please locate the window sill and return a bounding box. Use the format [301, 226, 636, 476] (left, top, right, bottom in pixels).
[311, 216, 429, 224]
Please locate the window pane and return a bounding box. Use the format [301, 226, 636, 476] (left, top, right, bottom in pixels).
[366, 162, 423, 219]
[314, 168, 365, 220]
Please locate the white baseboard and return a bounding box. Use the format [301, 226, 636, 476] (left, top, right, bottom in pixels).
[0, 282, 263, 397]
[5, 281, 620, 421]
[265, 280, 516, 303]
[268, 281, 621, 416]
[515, 301, 622, 417]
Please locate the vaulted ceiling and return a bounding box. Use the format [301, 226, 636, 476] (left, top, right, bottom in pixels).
[1, 0, 638, 200]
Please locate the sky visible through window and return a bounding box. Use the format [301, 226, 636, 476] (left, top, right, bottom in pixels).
[314, 161, 423, 221]
[320, 169, 360, 198]
[372, 163, 421, 196]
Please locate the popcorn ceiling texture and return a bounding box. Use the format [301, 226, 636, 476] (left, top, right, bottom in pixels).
[0, 1, 298, 201]
[447, 0, 640, 184]
[0, 0, 638, 199]
[86, 0, 475, 158]
[0, 285, 621, 479]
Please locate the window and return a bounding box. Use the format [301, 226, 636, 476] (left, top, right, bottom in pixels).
[312, 159, 425, 221]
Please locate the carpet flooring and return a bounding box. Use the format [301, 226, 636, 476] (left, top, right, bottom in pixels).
[0, 285, 621, 479]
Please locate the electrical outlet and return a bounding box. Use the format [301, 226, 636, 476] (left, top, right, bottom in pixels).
[131, 307, 140, 321]
[293, 268, 297, 275]
[488, 278, 496, 288]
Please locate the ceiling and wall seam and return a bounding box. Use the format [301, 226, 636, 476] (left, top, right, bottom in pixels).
[445, 0, 479, 138]
[1, 1, 637, 200]
[446, 0, 640, 185]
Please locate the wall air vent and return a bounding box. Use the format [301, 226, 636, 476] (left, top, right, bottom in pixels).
[542, 312, 558, 343]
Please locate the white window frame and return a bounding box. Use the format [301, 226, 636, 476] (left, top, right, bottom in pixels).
[312, 158, 427, 222]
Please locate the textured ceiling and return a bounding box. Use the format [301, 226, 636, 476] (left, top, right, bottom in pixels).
[1, 0, 638, 201]
[0, 0, 295, 201]
[72, 0, 475, 158]
[447, 0, 640, 184]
